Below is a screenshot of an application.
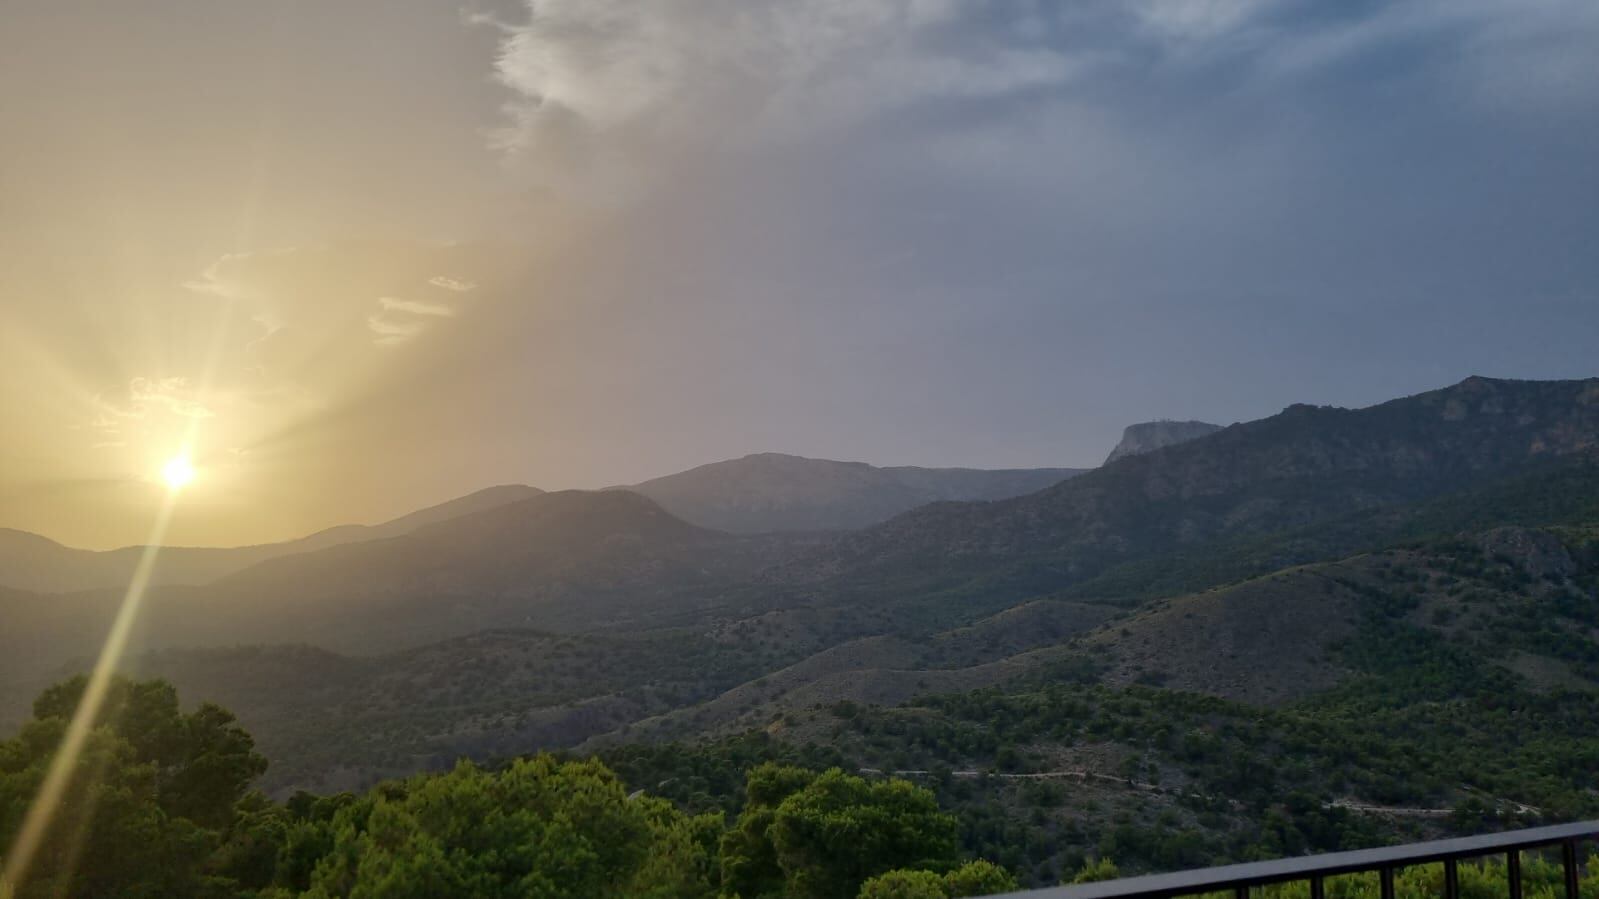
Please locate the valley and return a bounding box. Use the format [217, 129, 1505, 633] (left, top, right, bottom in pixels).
[3, 376, 1598, 889]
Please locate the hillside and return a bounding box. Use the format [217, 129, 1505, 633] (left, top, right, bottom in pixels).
[601, 523, 1599, 745]
[279, 484, 547, 552]
[86, 522, 1596, 805]
[626, 452, 1086, 533]
[100, 601, 1115, 795]
[791, 377, 1599, 605]
[0, 490, 822, 675]
[125, 628, 799, 795]
[1085, 526, 1599, 702]
[601, 525, 1599, 886]
[1048, 449, 1599, 605]
[0, 484, 544, 593]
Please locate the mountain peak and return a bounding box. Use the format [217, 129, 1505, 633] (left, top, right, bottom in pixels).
[1104, 419, 1225, 465]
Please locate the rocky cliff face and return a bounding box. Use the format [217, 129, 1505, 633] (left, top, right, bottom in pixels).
[1104, 420, 1224, 464]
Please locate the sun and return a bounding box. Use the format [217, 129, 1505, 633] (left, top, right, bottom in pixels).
[161, 454, 197, 490]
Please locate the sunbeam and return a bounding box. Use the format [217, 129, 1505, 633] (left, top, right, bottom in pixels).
[0, 427, 196, 896]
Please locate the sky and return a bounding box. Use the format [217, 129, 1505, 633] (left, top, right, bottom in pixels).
[1, 0, 1596, 549]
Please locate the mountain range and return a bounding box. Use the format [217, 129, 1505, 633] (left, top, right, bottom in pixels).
[621, 453, 1086, 533]
[0, 484, 546, 594]
[2, 374, 1598, 856]
[798, 376, 1599, 605]
[0, 456, 1095, 594]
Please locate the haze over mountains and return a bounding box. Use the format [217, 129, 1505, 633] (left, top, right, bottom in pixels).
[622, 453, 1087, 533]
[0, 422, 1235, 597]
[0, 485, 547, 594]
[3, 375, 1599, 818]
[0, 455, 1089, 595]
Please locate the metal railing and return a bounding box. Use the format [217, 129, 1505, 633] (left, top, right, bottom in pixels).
[987, 820, 1599, 899]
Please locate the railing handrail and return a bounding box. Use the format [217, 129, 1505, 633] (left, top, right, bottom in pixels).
[986, 820, 1599, 899]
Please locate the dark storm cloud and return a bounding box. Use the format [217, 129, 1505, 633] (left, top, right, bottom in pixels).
[480, 0, 1598, 473]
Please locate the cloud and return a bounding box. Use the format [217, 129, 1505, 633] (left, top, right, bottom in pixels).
[185, 242, 499, 359]
[428, 276, 479, 292]
[1128, 0, 1276, 43]
[183, 249, 300, 301]
[487, 0, 1599, 200]
[487, 0, 1087, 198]
[81, 377, 217, 450]
[377, 296, 456, 317]
[369, 296, 458, 346]
[367, 313, 426, 346]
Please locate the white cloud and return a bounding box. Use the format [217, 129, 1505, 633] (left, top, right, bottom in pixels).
[80, 377, 217, 450]
[182, 248, 301, 301]
[367, 313, 426, 346]
[377, 296, 456, 317]
[369, 296, 459, 346]
[428, 276, 478, 292]
[487, 0, 1085, 198]
[1264, 0, 1599, 109]
[184, 242, 498, 355]
[485, 0, 1599, 202]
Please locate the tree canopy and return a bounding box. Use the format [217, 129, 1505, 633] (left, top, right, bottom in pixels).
[0, 679, 995, 898]
[0, 675, 266, 898]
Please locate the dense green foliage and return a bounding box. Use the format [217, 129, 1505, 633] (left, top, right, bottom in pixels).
[8, 546, 1599, 899]
[0, 676, 266, 898]
[294, 756, 710, 898]
[128, 629, 828, 795]
[586, 529, 1599, 885]
[0, 682, 994, 898]
[857, 860, 1016, 898]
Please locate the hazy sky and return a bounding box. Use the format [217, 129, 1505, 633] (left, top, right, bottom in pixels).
[2, 0, 1596, 548]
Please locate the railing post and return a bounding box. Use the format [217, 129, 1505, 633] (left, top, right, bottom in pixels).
[1562, 839, 1580, 899]
[1235, 885, 1248, 899]
[1444, 858, 1460, 899]
[1508, 850, 1523, 899]
[1310, 875, 1325, 899]
[1380, 866, 1395, 899]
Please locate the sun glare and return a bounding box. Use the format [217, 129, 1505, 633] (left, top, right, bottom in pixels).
[161, 454, 196, 490]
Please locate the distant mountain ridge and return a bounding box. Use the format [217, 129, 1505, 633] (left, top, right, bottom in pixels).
[0, 490, 819, 672]
[3, 374, 1599, 809]
[0, 447, 1093, 591]
[793, 376, 1599, 601]
[1104, 419, 1224, 464]
[625, 453, 1087, 533]
[0, 484, 544, 593]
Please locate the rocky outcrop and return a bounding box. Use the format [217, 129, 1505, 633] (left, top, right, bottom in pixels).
[1104, 420, 1225, 465]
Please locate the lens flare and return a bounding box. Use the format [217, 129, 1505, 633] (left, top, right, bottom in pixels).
[4, 429, 206, 892]
[161, 454, 196, 490]
[0, 492, 178, 895]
